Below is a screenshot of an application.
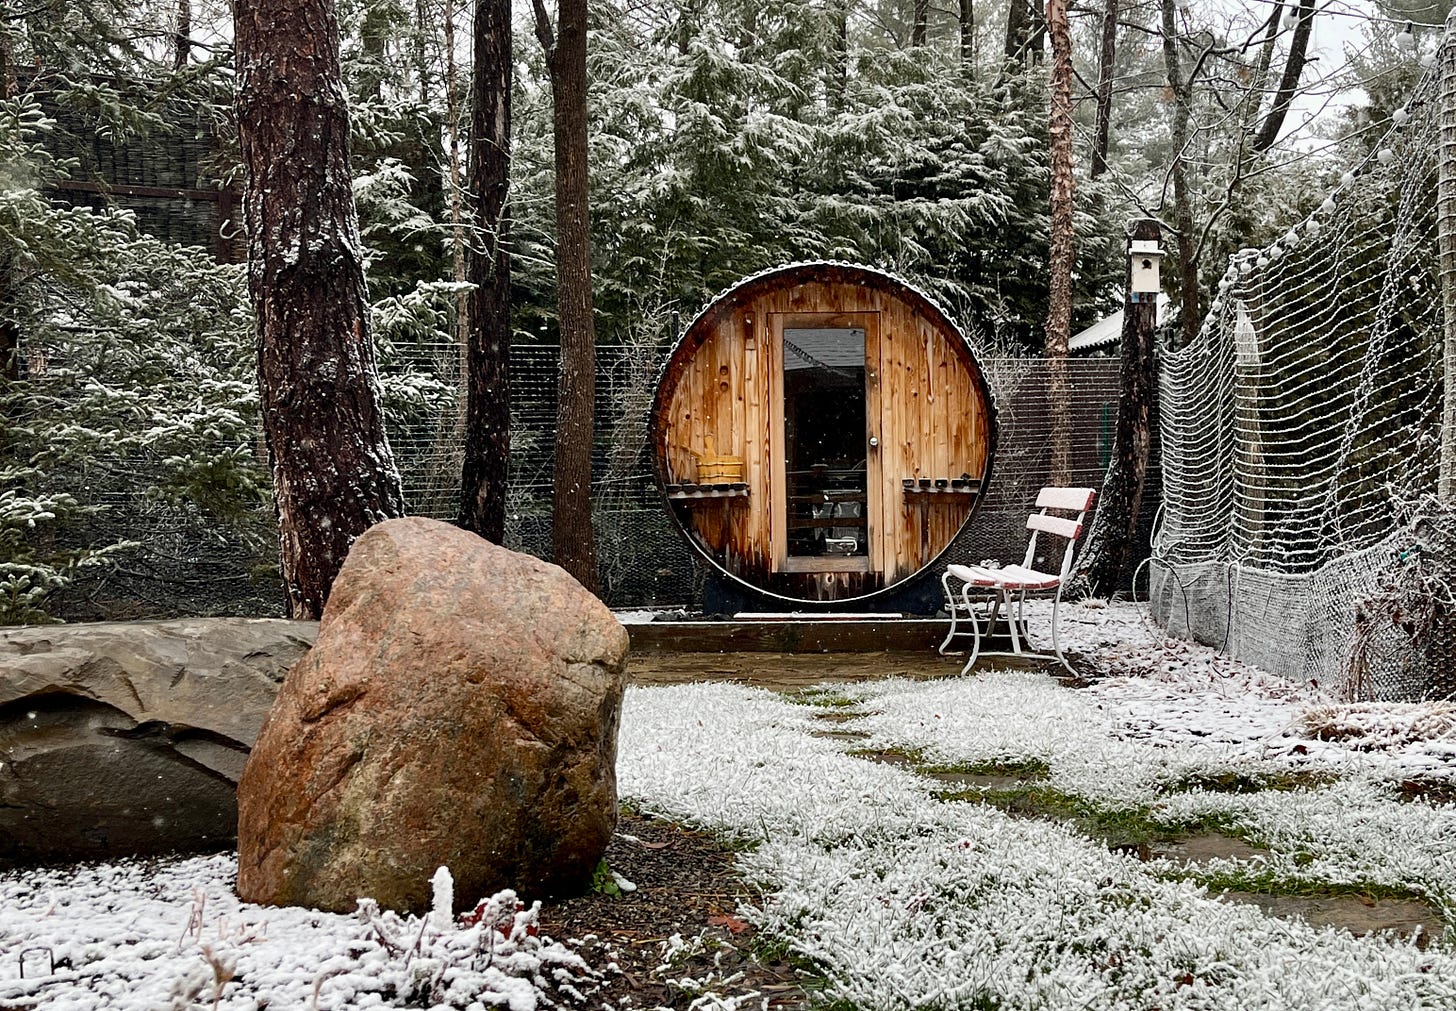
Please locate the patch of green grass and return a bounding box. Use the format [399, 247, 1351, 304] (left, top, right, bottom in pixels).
[1164, 769, 1337, 796]
[940, 783, 1242, 852]
[847, 744, 928, 767]
[919, 757, 1052, 780]
[1190, 862, 1433, 905]
[787, 688, 861, 709]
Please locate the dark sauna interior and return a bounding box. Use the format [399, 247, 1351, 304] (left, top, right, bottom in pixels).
[784, 328, 867, 559]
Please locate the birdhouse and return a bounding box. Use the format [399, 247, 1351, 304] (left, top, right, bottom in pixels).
[1129, 238, 1162, 297]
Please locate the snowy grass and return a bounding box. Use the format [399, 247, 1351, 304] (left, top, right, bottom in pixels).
[836, 601, 1456, 912]
[617, 680, 1456, 1010]
[4, 601, 1456, 1009]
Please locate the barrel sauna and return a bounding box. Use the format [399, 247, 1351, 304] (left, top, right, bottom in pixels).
[650, 262, 997, 610]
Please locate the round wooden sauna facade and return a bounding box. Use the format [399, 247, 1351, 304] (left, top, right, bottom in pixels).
[650, 262, 997, 609]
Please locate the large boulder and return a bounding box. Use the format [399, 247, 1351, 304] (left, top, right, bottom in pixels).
[236, 517, 630, 914]
[0, 618, 318, 865]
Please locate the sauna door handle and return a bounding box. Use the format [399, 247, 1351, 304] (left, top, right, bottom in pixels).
[868, 436, 880, 449]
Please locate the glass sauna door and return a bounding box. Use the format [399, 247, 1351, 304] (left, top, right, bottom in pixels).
[781, 326, 869, 568]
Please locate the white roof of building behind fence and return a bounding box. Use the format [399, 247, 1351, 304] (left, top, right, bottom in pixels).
[1069, 294, 1169, 354]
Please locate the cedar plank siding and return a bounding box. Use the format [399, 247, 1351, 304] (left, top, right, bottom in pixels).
[651, 263, 996, 606]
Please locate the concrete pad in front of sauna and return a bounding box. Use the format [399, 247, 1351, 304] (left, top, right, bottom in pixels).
[626, 649, 1070, 690]
[1216, 891, 1446, 948]
[626, 650, 957, 689]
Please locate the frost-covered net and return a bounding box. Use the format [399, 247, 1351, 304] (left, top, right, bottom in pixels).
[50, 344, 1128, 617]
[1151, 49, 1456, 701]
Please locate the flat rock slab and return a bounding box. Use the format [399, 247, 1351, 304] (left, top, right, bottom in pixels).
[1219, 891, 1447, 947]
[0, 618, 316, 865]
[0, 618, 317, 747]
[927, 772, 1046, 791]
[1150, 833, 1270, 866]
[809, 729, 871, 741]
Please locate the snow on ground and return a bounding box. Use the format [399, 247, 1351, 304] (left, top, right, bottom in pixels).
[4, 601, 1456, 1009]
[0, 854, 593, 1011]
[842, 600, 1456, 905]
[619, 677, 1456, 1011]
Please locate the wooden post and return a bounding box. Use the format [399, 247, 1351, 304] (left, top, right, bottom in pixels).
[1439, 10, 1456, 504]
[1083, 219, 1161, 596]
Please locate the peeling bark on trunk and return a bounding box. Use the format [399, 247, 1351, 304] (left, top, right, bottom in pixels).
[1090, 0, 1118, 178]
[533, 0, 599, 595]
[235, 0, 406, 620]
[1084, 220, 1160, 595]
[1046, 0, 1075, 487]
[1161, 0, 1200, 348]
[459, 0, 512, 543]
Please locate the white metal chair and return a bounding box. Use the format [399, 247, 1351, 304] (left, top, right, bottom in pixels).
[938, 486, 1097, 674]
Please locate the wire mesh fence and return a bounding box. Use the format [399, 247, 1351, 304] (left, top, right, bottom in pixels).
[1151, 32, 1456, 702]
[50, 349, 1132, 619]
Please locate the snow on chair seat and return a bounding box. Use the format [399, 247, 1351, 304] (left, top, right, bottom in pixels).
[939, 486, 1096, 674]
[946, 563, 1061, 591]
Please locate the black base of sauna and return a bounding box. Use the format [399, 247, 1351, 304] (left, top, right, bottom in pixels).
[701, 568, 944, 618]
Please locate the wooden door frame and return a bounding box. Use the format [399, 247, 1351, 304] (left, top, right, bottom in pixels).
[768, 311, 882, 575]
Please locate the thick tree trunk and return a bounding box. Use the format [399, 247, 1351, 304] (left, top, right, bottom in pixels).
[0, 31, 15, 392]
[0, 257, 15, 386]
[533, 0, 599, 594]
[912, 0, 928, 47]
[1161, 0, 1200, 348]
[1440, 7, 1456, 505]
[1004, 0, 1027, 65]
[1028, 9, 1046, 64]
[1252, 0, 1316, 153]
[1046, 0, 1075, 487]
[959, 0, 973, 68]
[459, 0, 512, 542]
[173, 0, 190, 70]
[1084, 220, 1160, 595]
[234, 0, 406, 620]
[1089, 0, 1118, 178]
[830, 0, 848, 108]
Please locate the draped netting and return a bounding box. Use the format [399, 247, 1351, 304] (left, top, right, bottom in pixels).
[1151, 38, 1456, 700]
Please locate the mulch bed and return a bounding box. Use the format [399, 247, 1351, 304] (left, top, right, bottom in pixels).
[539, 810, 817, 1009]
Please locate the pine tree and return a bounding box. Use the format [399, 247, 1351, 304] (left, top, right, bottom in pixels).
[459, 0, 512, 543]
[235, 0, 406, 619]
[533, 0, 599, 594]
